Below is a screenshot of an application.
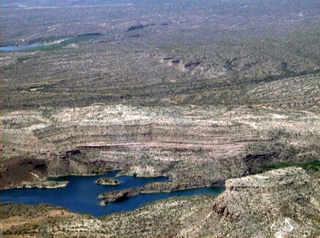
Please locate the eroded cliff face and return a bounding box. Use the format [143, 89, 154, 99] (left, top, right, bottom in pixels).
[0, 158, 48, 189]
[188, 167, 320, 238]
[1, 167, 319, 237]
[2, 104, 319, 189]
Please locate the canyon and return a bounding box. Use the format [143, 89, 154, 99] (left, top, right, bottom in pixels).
[1, 0, 320, 236]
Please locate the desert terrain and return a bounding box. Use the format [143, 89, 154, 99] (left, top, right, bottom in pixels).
[1, 0, 320, 237]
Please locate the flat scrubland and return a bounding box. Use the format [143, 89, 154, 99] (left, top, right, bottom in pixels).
[1, 0, 320, 237]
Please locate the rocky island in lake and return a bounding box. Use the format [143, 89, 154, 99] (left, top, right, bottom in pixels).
[98, 181, 216, 206]
[95, 178, 122, 186]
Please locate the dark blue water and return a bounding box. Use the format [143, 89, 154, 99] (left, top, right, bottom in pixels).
[0, 44, 41, 51]
[0, 171, 225, 217]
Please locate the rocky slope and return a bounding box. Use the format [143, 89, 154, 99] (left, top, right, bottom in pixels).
[2, 104, 319, 189]
[1, 167, 319, 237]
[207, 167, 320, 237]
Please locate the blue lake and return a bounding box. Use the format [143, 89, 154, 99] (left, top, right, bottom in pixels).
[0, 44, 42, 51]
[0, 171, 225, 217]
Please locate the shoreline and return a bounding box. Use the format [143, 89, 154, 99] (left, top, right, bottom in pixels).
[2, 181, 70, 190]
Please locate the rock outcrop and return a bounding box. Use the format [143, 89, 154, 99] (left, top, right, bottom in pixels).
[0, 158, 48, 189]
[205, 167, 320, 237]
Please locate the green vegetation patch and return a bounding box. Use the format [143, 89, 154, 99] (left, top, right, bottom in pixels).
[23, 33, 102, 52]
[257, 160, 320, 174]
